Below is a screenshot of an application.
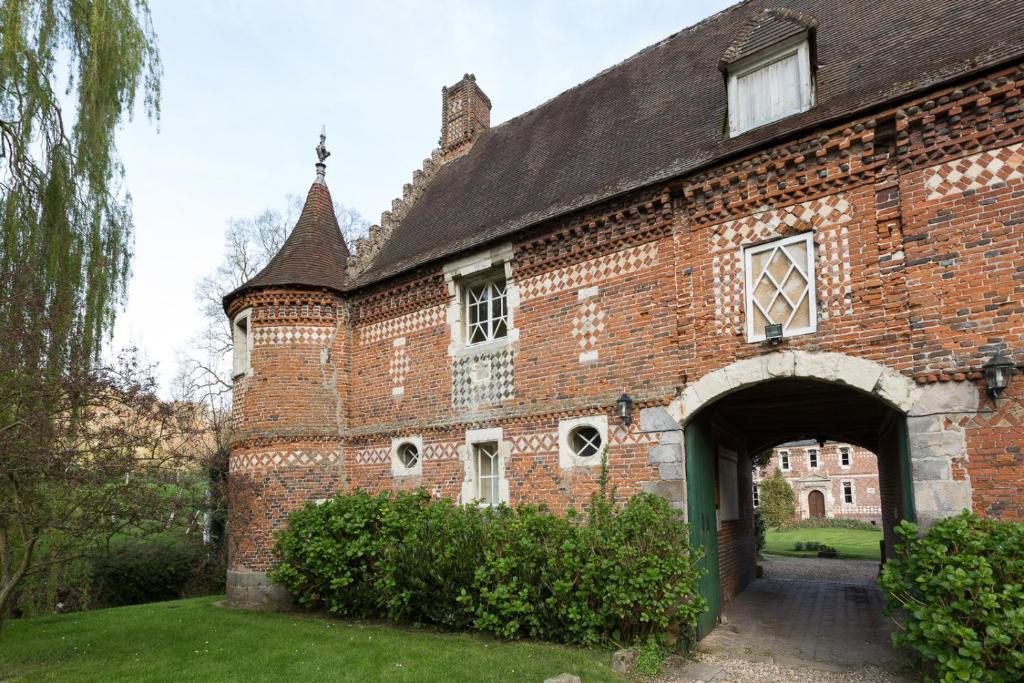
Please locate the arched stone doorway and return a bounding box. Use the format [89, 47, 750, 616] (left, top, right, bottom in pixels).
[659, 350, 976, 638]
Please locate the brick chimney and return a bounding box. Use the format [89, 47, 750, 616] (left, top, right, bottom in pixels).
[440, 73, 491, 162]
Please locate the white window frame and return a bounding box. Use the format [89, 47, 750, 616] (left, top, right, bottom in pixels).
[744, 232, 817, 342]
[464, 273, 508, 347]
[842, 480, 855, 505]
[839, 446, 852, 469]
[808, 448, 819, 470]
[558, 415, 608, 469]
[727, 36, 814, 137]
[390, 436, 423, 477]
[779, 450, 790, 471]
[752, 481, 760, 507]
[461, 427, 509, 507]
[231, 308, 253, 380]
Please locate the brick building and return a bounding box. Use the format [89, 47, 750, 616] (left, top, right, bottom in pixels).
[223, 0, 1024, 639]
[756, 442, 882, 523]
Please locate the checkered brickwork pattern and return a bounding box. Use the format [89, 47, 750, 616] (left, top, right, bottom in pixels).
[572, 300, 606, 361]
[452, 346, 515, 408]
[519, 242, 658, 300]
[353, 441, 461, 466]
[389, 339, 409, 396]
[230, 449, 340, 472]
[358, 304, 446, 344]
[925, 143, 1024, 200]
[251, 325, 335, 347]
[711, 194, 854, 334]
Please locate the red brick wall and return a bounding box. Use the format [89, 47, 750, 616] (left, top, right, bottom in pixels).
[228, 64, 1024, 597]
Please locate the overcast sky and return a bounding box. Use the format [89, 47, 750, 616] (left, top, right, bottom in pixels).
[111, 0, 734, 393]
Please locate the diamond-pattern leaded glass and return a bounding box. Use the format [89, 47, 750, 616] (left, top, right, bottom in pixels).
[744, 233, 816, 340]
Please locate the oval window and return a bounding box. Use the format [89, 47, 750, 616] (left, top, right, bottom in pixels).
[569, 426, 602, 459]
[397, 442, 419, 469]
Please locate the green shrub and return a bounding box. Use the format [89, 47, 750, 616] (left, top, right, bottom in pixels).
[753, 511, 766, 553]
[271, 488, 705, 647]
[782, 517, 879, 531]
[794, 541, 805, 551]
[804, 540, 820, 551]
[91, 537, 207, 608]
[758, 469, 796, 527]
[879, 512, 1024, 682]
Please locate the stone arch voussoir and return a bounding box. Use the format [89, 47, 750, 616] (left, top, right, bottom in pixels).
[669, 350, 918, 426]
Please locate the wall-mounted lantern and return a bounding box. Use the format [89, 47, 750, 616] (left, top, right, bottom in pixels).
[982, 352, 1014, 399]
[616, 393, 634, 427]
[764, 323, 783, 346]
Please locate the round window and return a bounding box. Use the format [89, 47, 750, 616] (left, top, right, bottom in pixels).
[569, 426, 602, 459]
[397, 442, 419, 469]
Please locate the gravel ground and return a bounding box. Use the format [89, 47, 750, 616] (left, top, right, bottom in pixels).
[663, 652, 911, 682]
[761, 554, 881, 585]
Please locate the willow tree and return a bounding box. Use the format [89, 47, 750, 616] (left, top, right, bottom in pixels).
[0, 0, 163, 628]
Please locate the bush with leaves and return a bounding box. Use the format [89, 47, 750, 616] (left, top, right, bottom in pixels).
[757, 469, 796, 528]
[753, 511, 766, 552]
[271, 482, 705, 647]
[879, 512, 1024, 682]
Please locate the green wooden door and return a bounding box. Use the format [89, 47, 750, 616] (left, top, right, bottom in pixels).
[685, 411, 721, 640]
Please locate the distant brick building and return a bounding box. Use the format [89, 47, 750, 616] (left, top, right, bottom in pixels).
[223, 0, 1024, 639]
[756, 442, 882, 523]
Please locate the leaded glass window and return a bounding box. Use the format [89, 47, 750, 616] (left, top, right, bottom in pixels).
[466, 277, 508, 345]
[744, 232, 816, 341]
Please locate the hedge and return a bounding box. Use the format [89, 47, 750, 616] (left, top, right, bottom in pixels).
[879, 512, 1024, 681]
[271, 487, 705, 646]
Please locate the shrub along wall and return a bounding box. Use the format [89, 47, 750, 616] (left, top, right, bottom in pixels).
[271, 488, 705, 647]
[879, 512, 1024, 682]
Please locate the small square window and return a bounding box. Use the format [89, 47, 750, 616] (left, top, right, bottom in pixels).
[842, 481, 854, 505]
[744, 232, 817, 342]
[474, 442, 501, 505]
[808, 449, 819, 469]
[780, 451, 790, 471]
[728, 38, 814, 136]
[232, 309, 252, 379]
[840, 447, 852, 468]
[465, 275, 508, 346]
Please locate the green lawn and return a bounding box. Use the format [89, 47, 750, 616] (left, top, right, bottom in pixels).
[2, 596, 620, 682]
[764, 527, 884, 561]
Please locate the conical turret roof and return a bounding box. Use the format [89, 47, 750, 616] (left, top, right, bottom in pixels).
[224, 134, 349, 310]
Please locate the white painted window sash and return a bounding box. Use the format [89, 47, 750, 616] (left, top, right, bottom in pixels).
[744, 232, 817, 342]
[465, 277, 508, 346]
[474, 442, 500, 505]
[728, 37, 813, 136]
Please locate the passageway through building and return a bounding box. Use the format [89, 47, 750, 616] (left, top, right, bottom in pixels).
[683, 377, 914, 656]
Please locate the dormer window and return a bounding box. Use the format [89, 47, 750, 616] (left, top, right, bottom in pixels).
[727, 36, 813, 136]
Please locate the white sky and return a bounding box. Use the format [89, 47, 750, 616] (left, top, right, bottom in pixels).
[111, 0, 734, 393]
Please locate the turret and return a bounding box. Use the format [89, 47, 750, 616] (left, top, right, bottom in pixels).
[222, 129, 349, 609]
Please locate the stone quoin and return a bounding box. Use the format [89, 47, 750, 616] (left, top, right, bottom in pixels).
[222, 0, 1024, 634]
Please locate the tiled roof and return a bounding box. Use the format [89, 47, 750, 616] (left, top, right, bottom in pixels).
[224, 178, 349, 308]
[352, 0, 1024, 286]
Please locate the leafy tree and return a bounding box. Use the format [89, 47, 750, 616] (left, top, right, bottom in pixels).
[0, 0, 164, 630]
[757, 469, 796, 528]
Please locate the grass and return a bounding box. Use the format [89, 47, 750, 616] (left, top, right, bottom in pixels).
[2, 596, 620, 682]
[764, 527, 884, 561]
